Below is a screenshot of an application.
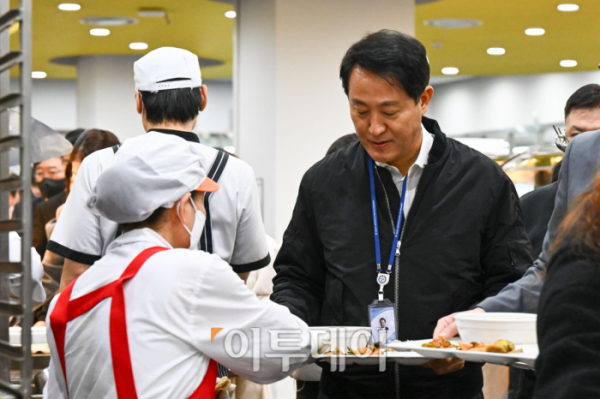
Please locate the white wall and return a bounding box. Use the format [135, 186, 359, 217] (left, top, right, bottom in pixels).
[236, 0, 415, 239]
[12, 79, 78, 132]
[20, 74, 233, 138]
[195, 79, 233, 134]
[427, 71, 600, 136]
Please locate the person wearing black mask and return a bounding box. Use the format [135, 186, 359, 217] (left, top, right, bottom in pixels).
[31, 156, 67, 256]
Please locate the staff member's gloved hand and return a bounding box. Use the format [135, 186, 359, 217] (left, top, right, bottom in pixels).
[433, 308, 486, 340]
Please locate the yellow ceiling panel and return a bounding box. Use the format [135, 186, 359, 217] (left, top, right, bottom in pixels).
[10, 0, 235, 79]
[417, 0, 600, 76]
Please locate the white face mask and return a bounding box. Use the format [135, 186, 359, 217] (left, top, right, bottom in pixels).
[177, 196, 206, 250]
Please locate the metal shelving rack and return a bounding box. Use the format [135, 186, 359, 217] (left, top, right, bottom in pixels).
[0, 0, 33, 397]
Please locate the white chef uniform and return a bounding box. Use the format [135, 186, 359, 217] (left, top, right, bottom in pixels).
[44, 134, 311, 399]
[47, 48, 270, 274]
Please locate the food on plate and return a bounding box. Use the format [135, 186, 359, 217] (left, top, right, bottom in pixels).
[421, 336, 457, 349]
[423, 338, 523, 354]
[458, 339, 523, 354]
[318, 343, 395, 356]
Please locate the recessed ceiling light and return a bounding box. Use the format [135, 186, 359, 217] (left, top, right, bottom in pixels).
[129, 42, 148, 50]
[424, 18, 482, 29]
[557, 3, 579, 11]
[81, 17, 138, 26]
[90, 28, 110, 36]
[487, 47, 506, 55]
[31, 71, 46, 79]
[138, 9, 166, 18]
[58, 3, 81, 11]
[525, 28, 545, 36]
[560, 60, 577, 67]
[442, 67, 459, 75]
[225, 11, 236, 18]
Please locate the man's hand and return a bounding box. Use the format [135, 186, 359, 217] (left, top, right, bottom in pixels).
[433, 308, 486, 339]
[422, 358, 465, 375]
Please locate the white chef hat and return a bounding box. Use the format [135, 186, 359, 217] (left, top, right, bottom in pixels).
[134, 47, 202, 92]
[88, 132, 218, 224]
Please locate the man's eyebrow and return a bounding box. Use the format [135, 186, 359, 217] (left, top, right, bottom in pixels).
[379, 101, 400, 107]
[350, 99, 367, 106]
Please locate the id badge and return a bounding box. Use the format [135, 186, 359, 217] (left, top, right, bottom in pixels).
[368, 299, 397, 346]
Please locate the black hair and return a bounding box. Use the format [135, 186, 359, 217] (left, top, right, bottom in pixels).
[380, 318, 386, 323]
[325, 133, 359, 156]
[140, 81, 202, 125]
[340, 29, 430, 103]
[65, 129, 85, 146]
[564, 84, 600, 118]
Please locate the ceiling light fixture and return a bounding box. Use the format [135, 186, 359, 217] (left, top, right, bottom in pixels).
[560, 60, 577, 67]
[442, 67, 459, 75]
[487, 47, 506, 55]
[80, 17, 138, 26]
[58, 3, 81, 11]
[31, 71, 47, 79]
[423, 18, 482, 29]
[525, 28, 545, 36]
[129, 42, 148, 50]
[225, 11, 236, 18]
[90, 28, 110, 36]
[557, 3, 579, 11]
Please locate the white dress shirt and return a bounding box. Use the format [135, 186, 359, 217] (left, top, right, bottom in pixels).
[375, 125, 434, 216]
[45, 228, 311, 399]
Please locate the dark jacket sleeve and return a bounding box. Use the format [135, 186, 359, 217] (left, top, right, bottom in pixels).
[479, 175, 533, 300]
[534, 253, 600, 399]
[32, 203, 48, 257]
[270, 173, 326, 325]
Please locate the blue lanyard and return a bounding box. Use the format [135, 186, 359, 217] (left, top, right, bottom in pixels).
[368, 157, 408, 276]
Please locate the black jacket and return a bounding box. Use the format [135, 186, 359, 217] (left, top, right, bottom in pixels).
[33, 192, 66, 257]
[272, 117, 532, 399]
[519, 182, 558, 259]
[534, 243, 600, 399]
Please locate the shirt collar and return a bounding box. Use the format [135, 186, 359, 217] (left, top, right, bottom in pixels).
[148, 129, 200, 143]
[375, 124, 434, 173]
[106, 227, 173, 253]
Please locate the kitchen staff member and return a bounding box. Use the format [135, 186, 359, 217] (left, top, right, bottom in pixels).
[44, 133, 311, 398]
[48, 47, 270, 291]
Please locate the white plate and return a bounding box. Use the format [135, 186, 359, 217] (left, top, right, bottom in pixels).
[313, 351, 429, 366]
[391, 339, 538, 368]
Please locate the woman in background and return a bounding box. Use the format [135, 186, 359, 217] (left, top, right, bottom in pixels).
[534, 168, 600, 398]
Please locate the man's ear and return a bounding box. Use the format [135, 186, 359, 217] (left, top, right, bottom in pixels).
[200, 85, 208, 112]
[419, 86, 434, 115]
[135, 89, 143, 115]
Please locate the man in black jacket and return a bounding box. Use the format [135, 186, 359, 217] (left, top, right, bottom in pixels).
[271, 30, 532, 399]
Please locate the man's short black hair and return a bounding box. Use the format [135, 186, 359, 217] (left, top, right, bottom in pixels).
[340, 29, 430, 103]
[140, 85, 202, 125]
[325, 133, 359, 156]
[564, 84, 600, 118]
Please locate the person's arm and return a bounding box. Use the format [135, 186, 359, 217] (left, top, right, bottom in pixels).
[534, 256, 600, 399]
[270, 173, 326, 325]
[228, 161, 271, 276]
[187, 254, 312, 384]
[58, 259, 90, 291]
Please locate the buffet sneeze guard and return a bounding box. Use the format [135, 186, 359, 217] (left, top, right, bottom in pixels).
[0, 0, 34, 397]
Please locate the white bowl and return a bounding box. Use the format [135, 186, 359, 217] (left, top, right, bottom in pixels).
[309, 326, 371, 352]
[455, 313, 537, 345]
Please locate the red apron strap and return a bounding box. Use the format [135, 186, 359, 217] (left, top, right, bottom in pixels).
[187, 359, 218, 399]
[49, 280, 76, 397]
[109, 246, 169, 399]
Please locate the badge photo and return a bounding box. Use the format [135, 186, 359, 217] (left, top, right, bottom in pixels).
[368, 299, 397, 346]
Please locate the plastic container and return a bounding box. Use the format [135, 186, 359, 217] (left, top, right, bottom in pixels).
[455, 313, 537, 344]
